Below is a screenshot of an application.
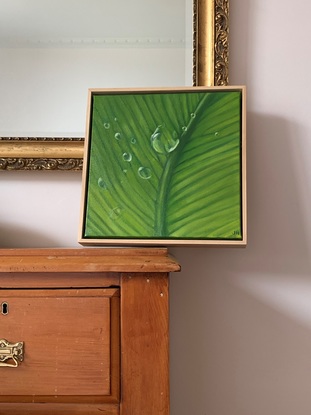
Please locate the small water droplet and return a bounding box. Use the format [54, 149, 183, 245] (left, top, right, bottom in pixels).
[109, 207, 122, 220]
[215, 132, 219, 136]
[131, 137, 136, 144]
[103, 122, 110, 129]
[114, 117, 118, 122]
[191, 112, 196, 118]
[138, 166, 152, 180]
[98, 177, 107, 189]
[123, 169, 128, 173]
[182, 126, 188, 132]
[115, 132, 121, 140]
[122, 152, 132, 162]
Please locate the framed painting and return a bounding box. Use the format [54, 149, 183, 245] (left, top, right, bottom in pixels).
[79, 86, 246, 246]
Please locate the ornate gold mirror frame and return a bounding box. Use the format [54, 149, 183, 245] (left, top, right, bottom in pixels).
[0, 0, 229, 171]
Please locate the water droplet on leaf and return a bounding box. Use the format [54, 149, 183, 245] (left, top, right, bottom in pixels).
[109, 207, 122, 220]
[138, 166, 152, 179]
[98, 177, 107, 189]
[122, 152, 132, 162]
[150, 125, 179, 154]
[115, 132, 121, 140]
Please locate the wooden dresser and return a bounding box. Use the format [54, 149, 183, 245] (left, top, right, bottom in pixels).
[0, 248, 180, 415]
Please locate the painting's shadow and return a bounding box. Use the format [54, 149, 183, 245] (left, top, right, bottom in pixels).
[171, 112, 311, 275]
[169, 112, 311, 415]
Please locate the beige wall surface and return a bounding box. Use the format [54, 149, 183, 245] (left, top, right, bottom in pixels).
[2, 1, 311, 414]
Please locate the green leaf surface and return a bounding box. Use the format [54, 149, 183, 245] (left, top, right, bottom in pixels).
[83, 90, 242, 240]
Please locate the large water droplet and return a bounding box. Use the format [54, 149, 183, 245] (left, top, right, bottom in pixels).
[122, 152, 132, 162]
[138, 166, 152, 180]
[115, 132, 121, 140]
[150, 125, 179, 154]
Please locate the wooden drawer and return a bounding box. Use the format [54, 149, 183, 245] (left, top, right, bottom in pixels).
[0, 288, 120, 404]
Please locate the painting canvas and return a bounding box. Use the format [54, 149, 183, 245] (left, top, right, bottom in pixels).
[79, 86, 246, 246]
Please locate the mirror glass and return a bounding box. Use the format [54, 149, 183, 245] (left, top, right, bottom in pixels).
[0, 0, 193, 138]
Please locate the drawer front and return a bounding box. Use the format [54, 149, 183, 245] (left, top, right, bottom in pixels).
[0, 288, 120, 403]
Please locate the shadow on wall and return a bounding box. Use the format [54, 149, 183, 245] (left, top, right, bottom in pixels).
[0, 222, 59, 248]
[169, 113, 311, 415]
[171, 111, 311, 280]
[241, 112, 311, 274]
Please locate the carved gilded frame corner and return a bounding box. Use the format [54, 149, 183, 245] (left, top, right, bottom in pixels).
[0, 0, 229, 172]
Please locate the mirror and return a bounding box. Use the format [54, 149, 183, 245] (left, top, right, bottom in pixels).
[0, 0, 229, 171]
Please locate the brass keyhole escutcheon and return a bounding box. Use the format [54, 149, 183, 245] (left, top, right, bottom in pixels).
[1, 302, 8, 316]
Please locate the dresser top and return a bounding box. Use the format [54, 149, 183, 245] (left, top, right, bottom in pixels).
[0, 247, 180, 273]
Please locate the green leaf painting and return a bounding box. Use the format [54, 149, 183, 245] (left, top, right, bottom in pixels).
[82, 88, 244, 242]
